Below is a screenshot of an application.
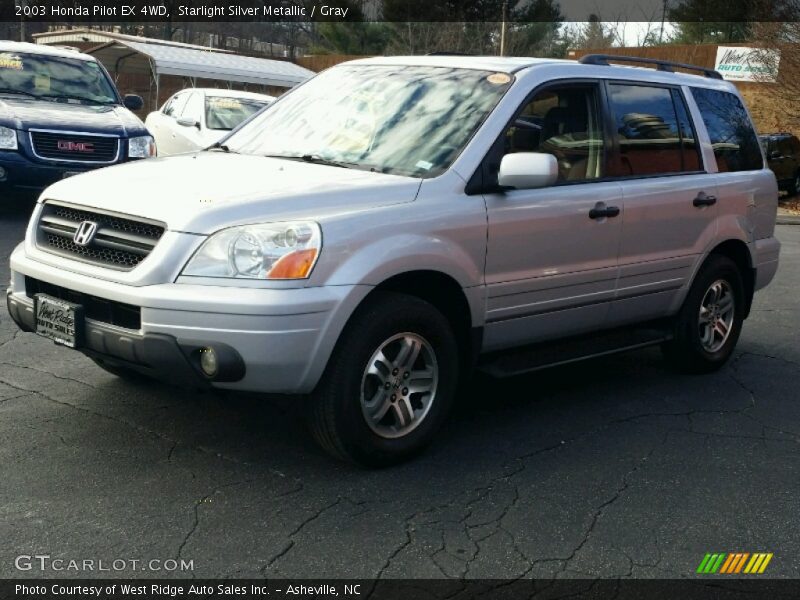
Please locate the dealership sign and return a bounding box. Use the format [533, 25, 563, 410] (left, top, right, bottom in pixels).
[714, 46, 780, 82]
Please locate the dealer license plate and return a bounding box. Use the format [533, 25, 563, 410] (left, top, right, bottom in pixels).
[34, 294, 83, 348]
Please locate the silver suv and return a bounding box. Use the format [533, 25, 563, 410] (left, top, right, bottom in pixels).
[7, 55, 780, 465]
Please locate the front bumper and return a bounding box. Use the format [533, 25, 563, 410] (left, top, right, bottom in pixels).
[0, 150, 105, 196]
[6, 292, 238, 389]
[8, 245, 371, 394]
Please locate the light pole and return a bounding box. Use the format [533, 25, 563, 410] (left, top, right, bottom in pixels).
[500, 0, 508, 56]
[16, 0, 27, 42]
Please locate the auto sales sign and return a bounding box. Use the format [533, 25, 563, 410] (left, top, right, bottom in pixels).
[714, 46, 780, 82]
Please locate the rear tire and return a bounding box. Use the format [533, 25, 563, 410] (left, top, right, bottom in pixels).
[307, 291, 459, 467]
[662, 254, 745, 374]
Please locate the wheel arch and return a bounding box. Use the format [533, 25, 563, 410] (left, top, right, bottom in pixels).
[707, 239, 755, 317]
[354, 270, 481, 372]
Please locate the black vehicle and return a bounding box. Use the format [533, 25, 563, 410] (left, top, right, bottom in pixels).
[760, 132, 800, 196]
[0, 41, 155, 199]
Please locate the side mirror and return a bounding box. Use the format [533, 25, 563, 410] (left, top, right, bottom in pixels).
[177, 116, 199, 129]
[123, 94, 143, 111]
[498, 152, 558, 190]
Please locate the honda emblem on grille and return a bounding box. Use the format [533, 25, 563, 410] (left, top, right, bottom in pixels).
[73, 221, 98, 246]
[57, 140, 94, 153]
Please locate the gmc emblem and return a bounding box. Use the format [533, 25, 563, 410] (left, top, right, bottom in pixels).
[57, 140, 94, 153]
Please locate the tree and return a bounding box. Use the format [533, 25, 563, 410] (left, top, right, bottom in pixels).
[572, 15, 617, 49]
[315, 22, 392, 54]
[665, 0, 776, 44]
[750, 21, 800, 131]
[503, 0, 568, 57]
[381, 0, 566, 56]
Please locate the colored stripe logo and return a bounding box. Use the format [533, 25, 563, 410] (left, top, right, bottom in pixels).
[697, 553, 773, 574]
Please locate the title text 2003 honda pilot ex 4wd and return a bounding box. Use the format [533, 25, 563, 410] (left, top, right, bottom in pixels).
[7, 55, 780, 466]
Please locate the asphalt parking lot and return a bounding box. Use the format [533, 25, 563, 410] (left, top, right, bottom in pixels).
[1, 199, 798, 581]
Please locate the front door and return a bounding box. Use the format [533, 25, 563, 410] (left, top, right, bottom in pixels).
[482, 81, 624, 351]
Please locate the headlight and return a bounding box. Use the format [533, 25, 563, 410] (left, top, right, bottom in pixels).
[183, 221, 322, 280]
[0, 126, 18, 150]
[128, 135, 156, 158]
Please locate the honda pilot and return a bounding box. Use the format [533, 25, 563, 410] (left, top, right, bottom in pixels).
[7, 55, 780, 466]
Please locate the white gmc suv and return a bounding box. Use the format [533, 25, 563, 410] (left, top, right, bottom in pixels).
[7, 55, 780, 465]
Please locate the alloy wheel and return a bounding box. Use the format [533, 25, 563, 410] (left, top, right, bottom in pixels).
[698, 279, 735, 353]
[360, 332, 438, 439]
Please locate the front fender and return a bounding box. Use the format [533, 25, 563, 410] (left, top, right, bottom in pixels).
[325, 233, 483, 289]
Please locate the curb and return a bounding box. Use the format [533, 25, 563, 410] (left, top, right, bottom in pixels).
[777, 213, 800, 225]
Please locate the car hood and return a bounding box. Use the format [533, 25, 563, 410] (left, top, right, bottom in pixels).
[0, 97, 144, 135]
[41, 152, 422, 234]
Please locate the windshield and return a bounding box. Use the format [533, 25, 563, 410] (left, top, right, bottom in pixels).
[206, 96, 269, 131]
[223, 65, 513, 177]
[0, 51, 117, 104]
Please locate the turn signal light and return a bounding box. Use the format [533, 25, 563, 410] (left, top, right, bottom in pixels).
[268, 249, 318, 279]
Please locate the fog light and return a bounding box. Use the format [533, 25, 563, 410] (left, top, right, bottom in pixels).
[199, 347, 218, 377]
[0, 166, 7, 181]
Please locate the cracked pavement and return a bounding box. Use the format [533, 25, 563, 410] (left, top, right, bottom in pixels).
[1, 200, 798, 580]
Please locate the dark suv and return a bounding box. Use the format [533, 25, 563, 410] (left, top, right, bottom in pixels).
[0, 41, 155, 199]
[760, 133, 800, 196]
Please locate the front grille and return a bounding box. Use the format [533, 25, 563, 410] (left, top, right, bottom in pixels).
[36, 201, 166, 270]
[30, 130, 119, 163]
[25, 277, 141, 330]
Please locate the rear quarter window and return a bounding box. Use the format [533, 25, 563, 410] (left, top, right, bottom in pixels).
[691, 87, 762, 172]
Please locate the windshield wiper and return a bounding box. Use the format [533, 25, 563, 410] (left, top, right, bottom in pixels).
[0, 88, 37, 98]
[206, 141, 238, 154]
[263, 153, 356, 169]
[37, 93, 112, 105]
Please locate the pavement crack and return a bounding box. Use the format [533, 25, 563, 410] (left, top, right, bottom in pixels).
[261, 497, 349, 574]
[0, 361, 99, 388]
[176, 478, 255, 578]
[0, 329, 21, 352]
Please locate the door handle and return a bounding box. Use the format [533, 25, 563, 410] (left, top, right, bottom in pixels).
[589, 204, 620, 219]
[693, 193, 717, 207]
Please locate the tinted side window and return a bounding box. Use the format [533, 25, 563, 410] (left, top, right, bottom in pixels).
[691, 88, 762, 172]
[502, 84, 604, 183]
[607, 84, 685, 177]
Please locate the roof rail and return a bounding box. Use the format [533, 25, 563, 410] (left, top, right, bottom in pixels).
[578, 54, 723, 80]
[426, 51, 474, 56]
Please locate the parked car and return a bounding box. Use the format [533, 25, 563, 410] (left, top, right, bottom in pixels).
[760, 133, 800, 195]
[0, 41, 154, 199]
[7, 55, 780, 466]
[145, 88, 273, 156]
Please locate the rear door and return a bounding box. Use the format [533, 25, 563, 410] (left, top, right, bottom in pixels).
[604, 82, 719, 326]
[482, 80, 624, 351]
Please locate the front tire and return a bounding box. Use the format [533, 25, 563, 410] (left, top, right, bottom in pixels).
[662, 254, 745, 373]
[307, 292, 459, 467]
